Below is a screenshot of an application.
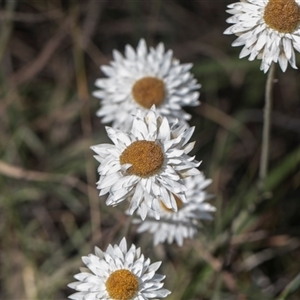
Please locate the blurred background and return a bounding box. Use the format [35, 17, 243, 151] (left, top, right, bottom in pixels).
[0, 0, 300, 299]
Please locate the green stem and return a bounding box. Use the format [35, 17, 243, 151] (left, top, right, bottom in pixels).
[259, 62, 276, 189]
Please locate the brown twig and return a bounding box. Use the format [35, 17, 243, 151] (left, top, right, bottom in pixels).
[0, 160, 88, 194]
[0, 9, 63, 22]
[192, 240, 246, 299]
[8, 18, 70, 85]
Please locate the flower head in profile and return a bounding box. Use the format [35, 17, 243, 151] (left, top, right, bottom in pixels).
[134, 173, 215, 246]
[91, 106, 200, 220]
[68, 237, 171, 300]
[93, 38, 200, 130]
[224, 0, 300, 72]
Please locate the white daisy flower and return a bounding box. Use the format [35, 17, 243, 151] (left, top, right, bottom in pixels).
[224, 0, 300, 72]
[68, 237, 171, 300]
[91, 106, 200, 220]
[134, 173, 216, 247]
[93, 38, 200, 130]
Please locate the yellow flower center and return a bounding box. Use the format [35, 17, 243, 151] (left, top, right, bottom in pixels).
[263, 0, 300, 33]
[160, 194, 184, 212]
[119, 140, 164, 177]
[105, 269, 139, 300]
[131, 77, 165, 109]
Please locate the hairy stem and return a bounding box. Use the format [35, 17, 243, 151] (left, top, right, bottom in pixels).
[259, 62, 276, 189]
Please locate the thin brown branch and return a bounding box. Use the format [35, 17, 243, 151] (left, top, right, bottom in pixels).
[0, 9, 63, 22]
[0, 160, 88, 194]
[192, 240, 246, 298]
[8, 18, 70, 85]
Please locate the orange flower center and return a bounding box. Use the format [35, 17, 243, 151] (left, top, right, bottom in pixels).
[119, 140, 164, 177]
[131, 77, 165, 109]
[105, 269, 139, 300]
[263, 0, 300, 33]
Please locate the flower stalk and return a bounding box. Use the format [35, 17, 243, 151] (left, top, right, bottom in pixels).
[259, 62, 276, 189]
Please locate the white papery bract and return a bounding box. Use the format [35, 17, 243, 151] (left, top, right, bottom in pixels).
[91, 107, 200, 220]
[68, 237, 171, 300]
[224, 0, 300, 72]
[135, 173, 215, 246]
[93, 38, 200, 130]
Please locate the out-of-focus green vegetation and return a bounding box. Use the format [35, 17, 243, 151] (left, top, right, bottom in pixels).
[0, 1, 299, 299]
